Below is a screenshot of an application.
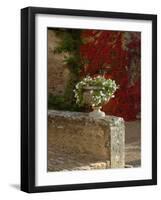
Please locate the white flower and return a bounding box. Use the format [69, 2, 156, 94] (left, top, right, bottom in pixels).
[74, 75, 118, 106]
[76, 84, 79, 89]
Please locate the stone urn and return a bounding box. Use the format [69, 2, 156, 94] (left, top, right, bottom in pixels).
[83, 86, 109, 118]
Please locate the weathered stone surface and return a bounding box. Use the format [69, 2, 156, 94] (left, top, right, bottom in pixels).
[48, 30, 70, 95]
[125, 120, 141, 167]
[48, 110, 125, 171]
[47, 148, 110, 171]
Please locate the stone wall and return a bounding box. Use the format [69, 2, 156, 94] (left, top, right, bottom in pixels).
[48, 110, 125, 171]
[47, 29, 70, 95]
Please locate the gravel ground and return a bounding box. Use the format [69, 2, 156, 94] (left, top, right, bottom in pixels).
[125, 120, 141, 167]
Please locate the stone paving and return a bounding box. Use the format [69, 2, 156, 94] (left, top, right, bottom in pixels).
[48, 120, 141, 171]
[125, 120, 141, 167]
[48, 148, 110, 171]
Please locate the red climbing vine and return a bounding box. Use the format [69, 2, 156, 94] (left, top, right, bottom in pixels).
[80, 30, 141, 121]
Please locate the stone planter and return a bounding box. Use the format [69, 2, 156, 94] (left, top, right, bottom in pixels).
[83, 86, 109, 118]
[89, 106, 105, 118]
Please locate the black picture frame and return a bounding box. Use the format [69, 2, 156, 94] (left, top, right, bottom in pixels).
[21, 6, 157, 193]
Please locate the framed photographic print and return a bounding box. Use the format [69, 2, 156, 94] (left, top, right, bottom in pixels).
[21, 6, 157, 193]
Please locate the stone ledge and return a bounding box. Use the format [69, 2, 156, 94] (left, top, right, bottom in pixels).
[48, 110, 125, 171]
[48, 110, 124, 127]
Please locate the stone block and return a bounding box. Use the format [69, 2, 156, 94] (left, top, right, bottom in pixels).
[48, 110, 125, 169]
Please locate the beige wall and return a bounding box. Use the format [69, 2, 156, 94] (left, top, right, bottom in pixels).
[47, 29, 70, 95]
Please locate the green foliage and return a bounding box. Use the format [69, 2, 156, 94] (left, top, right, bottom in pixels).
[48, 93, 83, 112]
[53, 29, 83, 76]
[54, 31, 82, 53]
[74, 76, 119, 107]
[48, 28, 85, 111]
